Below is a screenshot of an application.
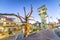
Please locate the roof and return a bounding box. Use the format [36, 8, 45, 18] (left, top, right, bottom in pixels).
[0, 16, 15, 22]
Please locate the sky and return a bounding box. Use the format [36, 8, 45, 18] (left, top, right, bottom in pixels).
[0, 0, 60, 23]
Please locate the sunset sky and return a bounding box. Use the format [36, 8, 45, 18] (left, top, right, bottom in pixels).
[0, 0, 60, 23]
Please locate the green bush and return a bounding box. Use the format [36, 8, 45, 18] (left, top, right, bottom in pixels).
[32, 28, 37, 31]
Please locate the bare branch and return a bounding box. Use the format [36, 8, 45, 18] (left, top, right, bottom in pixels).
[17, 12, 20, 16]
[17, 16, 23, 22]
[24, 7, 26, 17]
[27, 13, 29, 17]
[0, 13, 23, 22]
[28, 4, 33, 19]
[17, 12, 25, 19]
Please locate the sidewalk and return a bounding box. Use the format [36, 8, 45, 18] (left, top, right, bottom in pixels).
[0, 34, 9, 39]
[0, 31, 21, 40]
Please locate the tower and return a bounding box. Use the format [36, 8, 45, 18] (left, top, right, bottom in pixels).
[38, 5, 47, 29]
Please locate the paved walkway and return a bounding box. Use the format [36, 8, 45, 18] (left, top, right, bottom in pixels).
[0, 35, 16, 40]
[0, 31, 21, 40]
[0, 29, 60, 40]
[0, 34, 9, 39]
[21, 29, 60, 40]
